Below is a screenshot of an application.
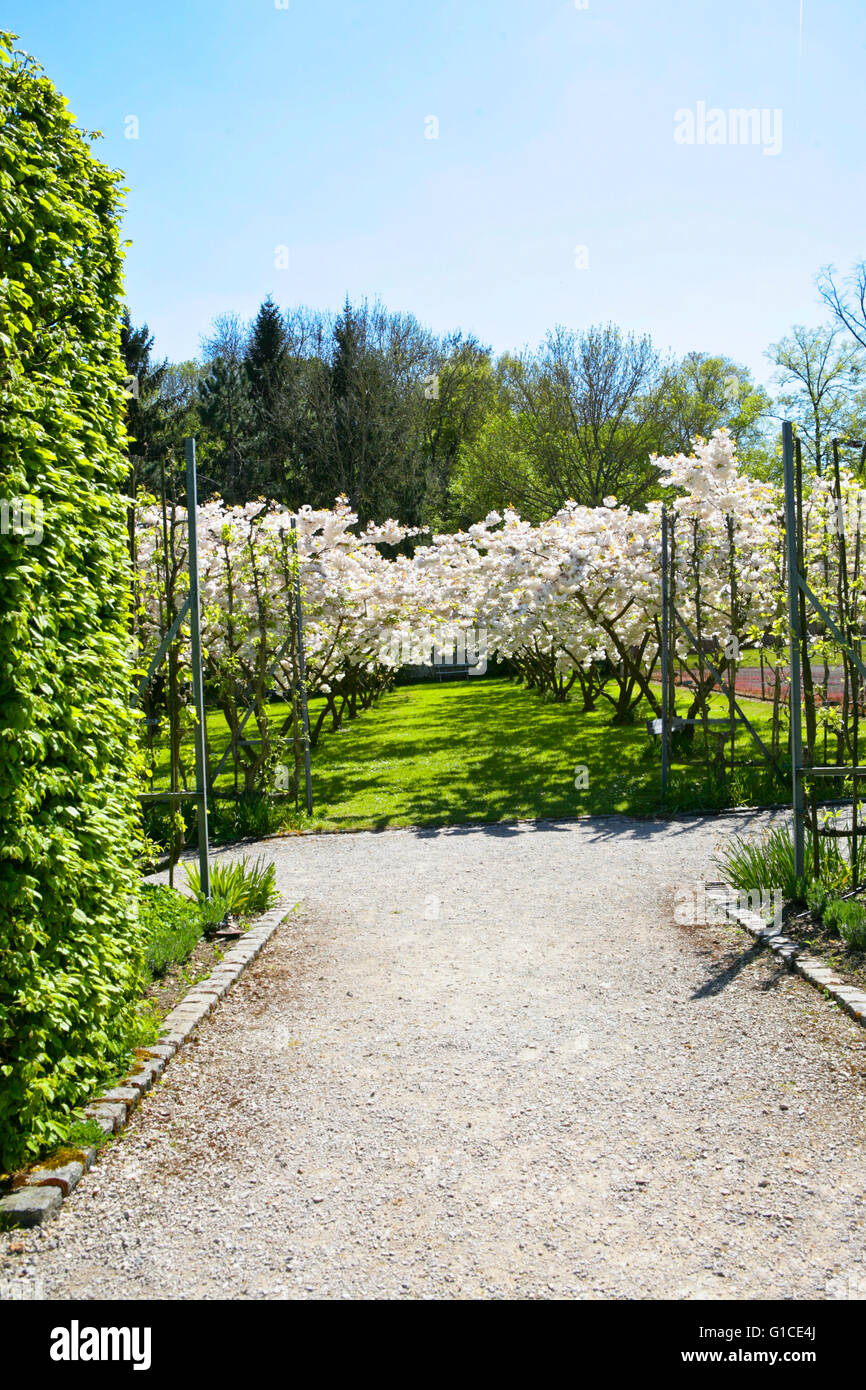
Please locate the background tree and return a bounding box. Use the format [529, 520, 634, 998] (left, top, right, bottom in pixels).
[662, 351, 771, 470]
[767, 324, 863, 473]
[243, 295, 290, 498]
[421, 332, 495, 528]
[291, 298, 430, 524]
[819, 261, 866, 353]
[501, 325, 671, 510]
[448, 401, 549, 524]
[121, 308, 172, 488]
[198, 312, 251, 501]
[132, 261, 866, 524]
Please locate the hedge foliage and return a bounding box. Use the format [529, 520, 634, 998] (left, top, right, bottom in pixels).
[0, 33, 143, 1169]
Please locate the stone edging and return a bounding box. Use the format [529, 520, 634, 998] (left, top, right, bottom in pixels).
[711, 890, 866, 1027]
[0, 901, 288, 1229]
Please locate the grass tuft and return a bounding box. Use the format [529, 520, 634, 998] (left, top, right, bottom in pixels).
[183, 855, 279, 917]
[714, 825, 799, 902]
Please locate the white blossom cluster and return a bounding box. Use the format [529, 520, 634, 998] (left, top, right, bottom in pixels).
[133, 430, 854, 715]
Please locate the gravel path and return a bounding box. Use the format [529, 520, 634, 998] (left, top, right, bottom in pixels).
[5, 811, 866, 1300]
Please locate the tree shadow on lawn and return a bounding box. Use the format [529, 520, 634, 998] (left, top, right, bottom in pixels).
[308, 679, 788, 834]
[312, 682, 661, 827]
[395, 806, 791, 852]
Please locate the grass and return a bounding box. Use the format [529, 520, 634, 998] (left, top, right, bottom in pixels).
[713, 825, 799, 902]
[144, 677, 789, 834]
[301, 678, 782, 831]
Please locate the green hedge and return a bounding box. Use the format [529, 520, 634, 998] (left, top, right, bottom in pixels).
[0, 33, 143, 1170]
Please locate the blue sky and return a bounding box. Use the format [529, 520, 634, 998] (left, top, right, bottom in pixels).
[8, 0, 865, 382]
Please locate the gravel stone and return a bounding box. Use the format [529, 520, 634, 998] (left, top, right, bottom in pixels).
[5, 813, 866, 1299]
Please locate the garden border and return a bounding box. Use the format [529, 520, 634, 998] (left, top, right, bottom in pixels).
[710, 889, 866, 1028]
[0, 901, 290, 1229]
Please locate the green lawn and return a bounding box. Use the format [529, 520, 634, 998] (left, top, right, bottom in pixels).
[304, 678, 782, 830]
[144, 697, 326, 793]
[145, 677, 785, 834]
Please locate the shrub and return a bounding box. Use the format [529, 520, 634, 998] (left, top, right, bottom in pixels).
[714, 822, 855, 908]
[140, 884, 204, 978]
[805, 881, 831, 918]
[197, 892, 233, 932]
[822, 898, 866, 951]
[718, 829, 866, 950]
[0, 34, 142, 1169]
[208, 793, 304, 845]
[141, 792, 303, 859]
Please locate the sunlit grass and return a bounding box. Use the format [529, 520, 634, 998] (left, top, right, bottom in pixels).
[303, 678, 781, 830]
[144, 677, 786, 834]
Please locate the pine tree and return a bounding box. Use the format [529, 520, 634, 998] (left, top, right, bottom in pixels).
[120, 307, 172, 485]
[244, 295, 289, 413]
[240, 296, 292, 497]
[198, 355, 250, 502]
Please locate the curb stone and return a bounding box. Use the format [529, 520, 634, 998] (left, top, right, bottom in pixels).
[83, 1101, 127, 1132]
[0, 901, 289, 1230]
[24, 1161, 85, 1197]
[0, 1186, 62, 1227]
[712, 890, 866, 1027]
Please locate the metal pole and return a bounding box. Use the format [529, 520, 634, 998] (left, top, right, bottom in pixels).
[185, 438, 211, 898]
[290, 516, 313, 816]
[782, 422, 805, 880]
[660, 505, 670, 796]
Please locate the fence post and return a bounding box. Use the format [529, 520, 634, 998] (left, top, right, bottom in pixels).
[660, 504, 670, 796]
[185, 437, 211, 898]
[782, 421, 805, 880]
[290, 516, 313, 816]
